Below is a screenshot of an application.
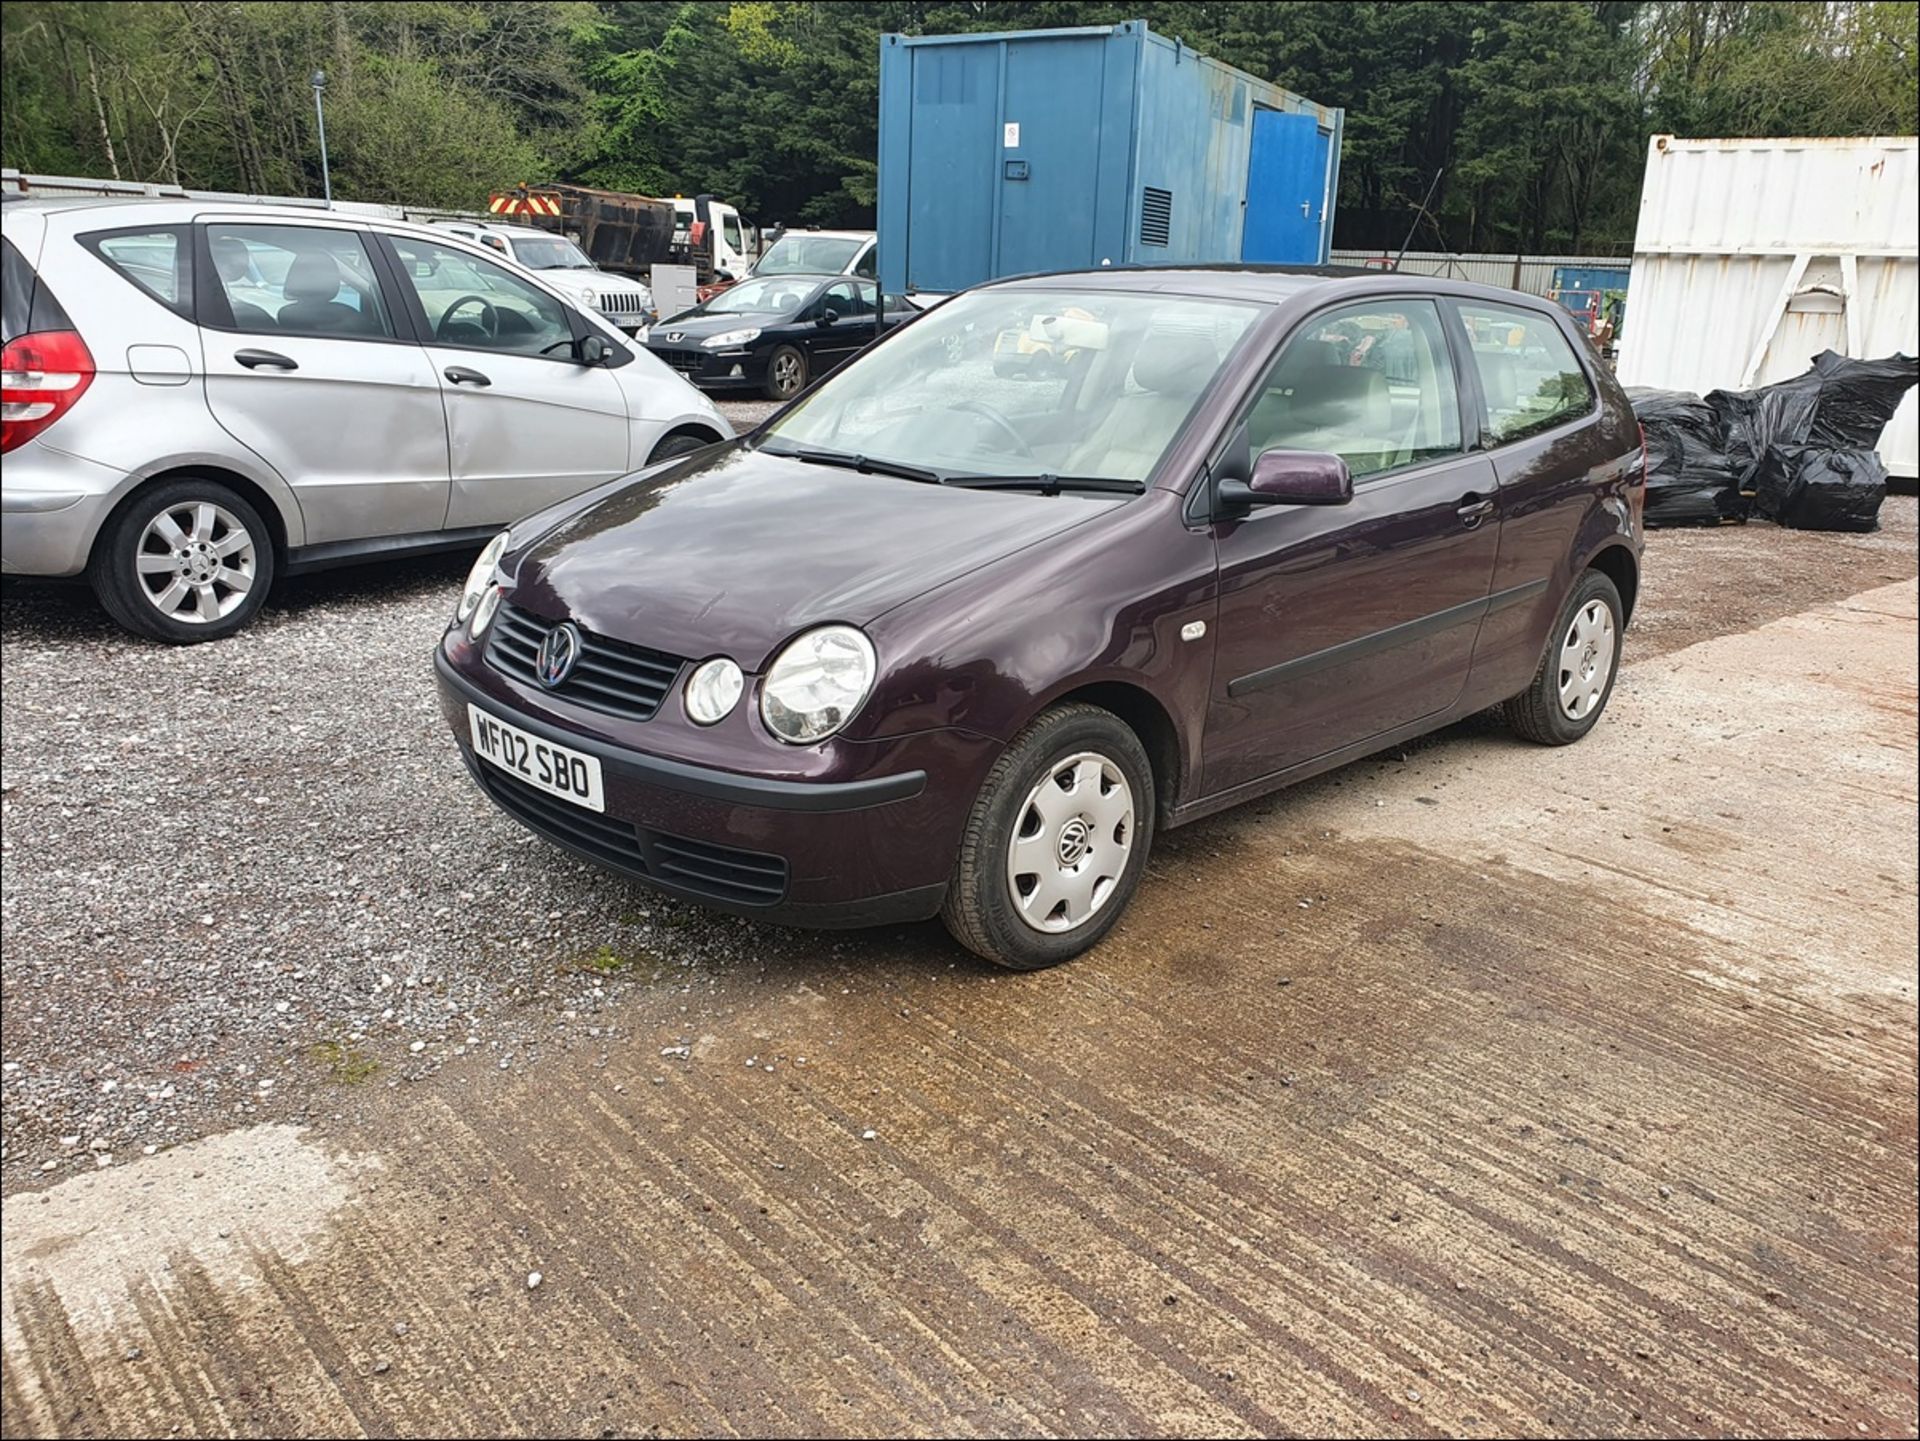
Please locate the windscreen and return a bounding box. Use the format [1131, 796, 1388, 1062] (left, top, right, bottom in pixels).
[510, 236, 595, 271]
[755, 235, 863, 276]
[763, 288, 1262, 482]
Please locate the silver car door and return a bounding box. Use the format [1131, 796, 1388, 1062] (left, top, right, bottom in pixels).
[380, 231, 632, 528]
[196, 219, 451, 542]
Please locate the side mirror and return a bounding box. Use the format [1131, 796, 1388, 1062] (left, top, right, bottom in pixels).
[1217, 449, 1352, 514]
[576, 333, 610, 366]
[817, 308, 839, 326]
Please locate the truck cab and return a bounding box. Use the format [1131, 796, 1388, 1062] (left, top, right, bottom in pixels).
[672, 199, 757, 282]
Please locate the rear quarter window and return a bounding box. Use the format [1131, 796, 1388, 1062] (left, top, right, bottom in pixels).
[1456, 301, 1595, 445]
[3, 235, 77, 342]
[79, 226, 193, 319]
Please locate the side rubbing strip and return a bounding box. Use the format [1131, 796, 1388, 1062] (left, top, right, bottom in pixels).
[1227, 578, 1551, 698]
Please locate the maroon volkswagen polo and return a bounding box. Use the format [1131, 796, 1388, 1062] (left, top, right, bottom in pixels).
[435, 268, 1643, 969]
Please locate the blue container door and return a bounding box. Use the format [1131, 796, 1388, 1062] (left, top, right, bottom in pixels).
[996, 37, 1107, 277]
[902, 43, 1003, 292]
[1241, 109, 1330, 263]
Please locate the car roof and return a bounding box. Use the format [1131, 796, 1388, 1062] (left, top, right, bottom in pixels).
[982, 263, 1565, 308]
[769, 229, 873, 242]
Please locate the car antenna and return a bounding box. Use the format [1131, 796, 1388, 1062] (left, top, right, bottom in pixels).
[1391, 168, 1445, 273]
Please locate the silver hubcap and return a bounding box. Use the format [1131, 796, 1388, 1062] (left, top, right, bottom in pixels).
[774, 354, 800, 391]
[1558, 599, 1616, 720]
[1006, 752, 1135, 934]
[135, 502, 256, 624]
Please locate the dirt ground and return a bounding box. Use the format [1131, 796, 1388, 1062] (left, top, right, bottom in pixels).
[2, 511, 1914, 1437]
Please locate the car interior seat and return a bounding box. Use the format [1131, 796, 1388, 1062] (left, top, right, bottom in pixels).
[1070, 332, 1221, 478]
[275, 252, 380, 336]
[211, 238, 276, 331]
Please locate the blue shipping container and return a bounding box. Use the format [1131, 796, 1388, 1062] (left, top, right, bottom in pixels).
[1551, 264, 1631, 304]
[877, 21, 1343, 295]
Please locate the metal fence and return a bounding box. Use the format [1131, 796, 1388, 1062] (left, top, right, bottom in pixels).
[1330, 249, 1630, 299]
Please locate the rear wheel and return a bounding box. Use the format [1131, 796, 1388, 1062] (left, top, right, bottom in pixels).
[1505, 569, 1623, 745]
[90, 477, 274, 643]
[941, 703, 1155, 970]
[764, 345, 807, 401]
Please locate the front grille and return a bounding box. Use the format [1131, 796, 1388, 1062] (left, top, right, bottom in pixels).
[476, 765, 789, 907]
[599, 290, 650, 316]
[486, 603, 683, 723]
[651, 348, 704, 374]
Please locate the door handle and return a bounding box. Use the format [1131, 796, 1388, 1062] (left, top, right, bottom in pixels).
[444, 365, 491, 387]
[234, 348, 297, 371]
[1457, 494, 1496, 528]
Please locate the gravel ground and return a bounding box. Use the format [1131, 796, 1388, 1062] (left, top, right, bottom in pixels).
[2, 466, 1914, 1191]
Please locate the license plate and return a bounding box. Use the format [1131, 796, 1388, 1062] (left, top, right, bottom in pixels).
[467, 704, 605, 813]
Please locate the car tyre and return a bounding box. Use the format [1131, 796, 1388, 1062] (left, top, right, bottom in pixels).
[941, 703, 1155, 971]
[90, 477, 275, 644]
[1505, 568, 1624, 745]
[647, 430, 714, 465]
[765, 345, 807, 401]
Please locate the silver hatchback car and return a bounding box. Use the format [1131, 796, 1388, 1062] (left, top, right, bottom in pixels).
[1, 198, 731, 642]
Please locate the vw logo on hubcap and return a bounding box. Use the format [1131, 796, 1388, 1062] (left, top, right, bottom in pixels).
[535, 622, 582, 689]
[1056, 817, 1092, 867]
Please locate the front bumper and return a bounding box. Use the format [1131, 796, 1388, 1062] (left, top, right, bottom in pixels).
[436, 646, 993, 928]
[645, 346, 768, 392]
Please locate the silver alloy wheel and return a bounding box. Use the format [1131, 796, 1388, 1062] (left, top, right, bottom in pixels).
[1006, 751, 1135, 934]
[772, 351, 803, 394]
[1557, 598, 1616, 720]
[134, 501, 257, 625]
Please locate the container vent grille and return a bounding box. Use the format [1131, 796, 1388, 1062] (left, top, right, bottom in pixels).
[1140, 188, 1173, 247]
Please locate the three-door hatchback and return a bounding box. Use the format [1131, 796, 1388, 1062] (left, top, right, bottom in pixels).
[438, 267, 1644, 969]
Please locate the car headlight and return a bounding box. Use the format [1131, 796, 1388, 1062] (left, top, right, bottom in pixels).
[456, 531, 510, 624]
[684, 657, 744, 725]
[636, 325, 651, 343]
[469, 583, 504, 639]
[579, 285, 599, 308]
[760, 626, 876, 744]
[703, 327, 761, 349]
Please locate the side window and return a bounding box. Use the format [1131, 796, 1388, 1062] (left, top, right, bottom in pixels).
[853, 245, 878, 281]
[848, 282, 878, 318]
[1245, 300, 1463, 479]
[821, 281, 860, 320]
[205, 223, 395, 340]
[83, 228, 192, 317]
[1455, 302, 1594, 444]
[722, 214, 744, 254]
[385, 235, 574, 358]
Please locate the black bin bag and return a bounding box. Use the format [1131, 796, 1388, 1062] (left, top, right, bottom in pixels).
[1752, 444, 1888, 532]
[1627, 387, 1747, 526]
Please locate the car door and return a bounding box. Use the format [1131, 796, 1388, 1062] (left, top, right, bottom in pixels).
[1203, 297, 1503, 794]
[196, 219, 451, 543]
[379, 232, 632, 529]
[807, 280, 877, 375]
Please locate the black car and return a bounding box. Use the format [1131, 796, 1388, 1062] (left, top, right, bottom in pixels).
[644, 274, 918, 400]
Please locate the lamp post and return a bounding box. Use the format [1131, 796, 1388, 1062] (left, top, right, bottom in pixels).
[310, 69, 332, 207]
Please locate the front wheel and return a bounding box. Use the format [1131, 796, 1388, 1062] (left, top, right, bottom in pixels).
[646, 430, 714, 465]
[764, 345, 807, 401]
[1505, 569, 1623, 745]
[941, 703, 1155, 970]
[90, 478, 274, 643]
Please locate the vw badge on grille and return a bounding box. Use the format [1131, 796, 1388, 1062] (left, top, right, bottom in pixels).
[536, 622, 582, 689]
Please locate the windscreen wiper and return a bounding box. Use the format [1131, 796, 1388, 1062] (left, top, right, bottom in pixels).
[762, 443, 942, 485]
[940, 473, 1145, 496]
